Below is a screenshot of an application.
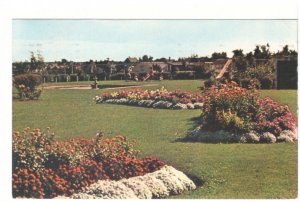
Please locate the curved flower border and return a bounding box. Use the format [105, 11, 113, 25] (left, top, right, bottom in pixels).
[94, 87, 204, 110]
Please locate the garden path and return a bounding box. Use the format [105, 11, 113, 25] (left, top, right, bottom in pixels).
[43, 83, 159, 90]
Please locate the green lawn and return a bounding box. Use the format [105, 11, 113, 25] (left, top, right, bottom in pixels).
[12, 80, 297, 199]
[41, 79, 204, 91]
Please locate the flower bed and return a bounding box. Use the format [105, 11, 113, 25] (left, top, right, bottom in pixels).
[57, 166, 196, 199]
[187, 81, 297, 143]
[12, 128, 165, 198]
[94, 87, 203, 110]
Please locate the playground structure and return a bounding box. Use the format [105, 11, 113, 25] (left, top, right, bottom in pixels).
[216, 59, 233, 79]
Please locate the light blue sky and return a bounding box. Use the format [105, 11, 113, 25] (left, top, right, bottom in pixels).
[13, 20, 297, 62]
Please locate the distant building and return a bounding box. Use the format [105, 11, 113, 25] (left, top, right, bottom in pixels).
[275, 57, 297, 89]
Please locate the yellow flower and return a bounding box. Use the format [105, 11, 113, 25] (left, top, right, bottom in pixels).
[111, 92, 119, 98]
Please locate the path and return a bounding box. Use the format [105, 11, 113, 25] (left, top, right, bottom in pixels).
[43, 84, 159, 90]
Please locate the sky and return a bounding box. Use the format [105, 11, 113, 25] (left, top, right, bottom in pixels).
[12, 20, 297, 62]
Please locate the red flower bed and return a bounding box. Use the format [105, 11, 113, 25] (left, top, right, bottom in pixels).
[12, 128, 165, 198]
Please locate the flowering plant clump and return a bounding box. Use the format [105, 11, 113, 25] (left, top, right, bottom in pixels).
[13, 128, 165, 198]
[254, 97, 296, 136]
[200, 81, 296, 140]
[202, 81, 259, 133]
[94, 87, 203, 110]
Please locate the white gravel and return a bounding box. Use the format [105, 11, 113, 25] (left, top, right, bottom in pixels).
[60, 165, 196, 199]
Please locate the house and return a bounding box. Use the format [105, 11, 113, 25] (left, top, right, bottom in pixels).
[151, 62, 169, 73]
[275, 57, 297, 89]
[131, 62, 153, 75]
[167, 61, 184, 72]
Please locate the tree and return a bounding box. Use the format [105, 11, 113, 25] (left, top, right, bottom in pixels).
[245, 52, 253, 60]
[141, 55, 153, 62]
[61, 58, 68, 63]
[253, 44, 270, 59]
[282, 45, 289, 55]
[13, 61, 30, 75]
[232, 49, 244, 58]
[260, 45, 270, 59]
[245, 51, 255, 66]
[142, 55, 149, 62]
[274, 45, 298, 58]
[155, 57, 167, 62]
[289, 50, 298, 56]
[29, 51, 45, 73]
[191, 54, 198, 58]
[232, 49, 247, 73]
[253, 45, 261, 59]
[103, 63, 113, 80]
[211, 52, 227, 60]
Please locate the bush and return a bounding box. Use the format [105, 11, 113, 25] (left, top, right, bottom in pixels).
[240, 78, 261, 89]
[13, 73, 42, 100]
[12, 128, 165, 198]
[202, 81, 259, 134]
[240, 64, 275, 89]
[203, 78, 216, 88]
[195, 64, 215, 79]
[260, 75, 274, 89]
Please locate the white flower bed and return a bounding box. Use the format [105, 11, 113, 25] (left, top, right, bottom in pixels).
[57, 166, 196, 199]
[187, 127, 297, 143]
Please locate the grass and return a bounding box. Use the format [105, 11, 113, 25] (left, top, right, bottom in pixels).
[41, 79, 204, 91]
[12, 80, 297, 199]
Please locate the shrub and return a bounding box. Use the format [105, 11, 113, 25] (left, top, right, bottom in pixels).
[203, 78, 216, 88]
[12, 128, 165, 198]
[13, 73, 42, 100]
[240, 64, 275, 89]
[240, 78, 261, 89]
[260, 75, 274, 89]
[202, 81, 259, 134]
[195, 65, 215, 79]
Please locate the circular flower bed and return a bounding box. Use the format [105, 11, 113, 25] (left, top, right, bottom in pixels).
[12, 128, 165, 198]
[186, 81, 297, 143]
[94, 87, 203, 110]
